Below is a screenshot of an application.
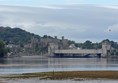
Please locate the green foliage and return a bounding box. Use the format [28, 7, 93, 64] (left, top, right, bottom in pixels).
[73, 39, 118, 50]
[83, 40, 93, 49]
[0, 40, 8, 57]
[0, 26, 41, 45]
[42, 35, 54, 39]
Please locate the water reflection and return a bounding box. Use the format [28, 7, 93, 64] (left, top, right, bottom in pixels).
[107, 58, 118, 64]
[0, 57, 118, 74]
[0, 58, 6, 64]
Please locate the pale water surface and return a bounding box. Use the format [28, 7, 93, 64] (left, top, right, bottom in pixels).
[0, 57, 118, 74]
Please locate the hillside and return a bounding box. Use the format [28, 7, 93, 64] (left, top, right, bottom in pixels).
[0, 26, 71, 56]
[0, 26, 41, 45]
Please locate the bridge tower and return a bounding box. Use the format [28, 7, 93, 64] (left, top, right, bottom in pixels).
[102, 41, 111, 57]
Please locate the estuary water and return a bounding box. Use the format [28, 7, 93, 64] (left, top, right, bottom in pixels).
[0, 56, 118, 74]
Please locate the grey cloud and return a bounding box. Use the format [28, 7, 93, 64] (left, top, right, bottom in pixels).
[0, 5, 118, 42]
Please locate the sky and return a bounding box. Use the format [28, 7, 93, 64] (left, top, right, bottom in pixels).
[0, 0, 118, 42]
[0, 0, 118, 6]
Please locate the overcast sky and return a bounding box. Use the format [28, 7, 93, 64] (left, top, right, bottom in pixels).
[0, 0, 118, 6]
[0, 0, 118, 42]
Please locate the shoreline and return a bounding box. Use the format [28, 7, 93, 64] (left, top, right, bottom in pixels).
[1, 71, 118, 80]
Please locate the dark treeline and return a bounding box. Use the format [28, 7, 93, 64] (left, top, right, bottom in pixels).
[70, 39, 118, 50]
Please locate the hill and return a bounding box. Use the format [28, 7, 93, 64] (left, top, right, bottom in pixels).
[0, 26, 71, 56]
[0, 26, 41, 45]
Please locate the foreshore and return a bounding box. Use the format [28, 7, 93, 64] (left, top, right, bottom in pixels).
[0, 71, 118, 83]
[1, 71, 118, 80]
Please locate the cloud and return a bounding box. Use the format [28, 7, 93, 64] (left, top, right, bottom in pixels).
[65, 0, 83, 4]
[101, 5, 118, 9]
[0, 5, 118, 42]
[39, 5, 65, 9]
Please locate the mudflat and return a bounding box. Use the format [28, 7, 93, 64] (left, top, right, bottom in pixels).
[1, 71, 118, 80]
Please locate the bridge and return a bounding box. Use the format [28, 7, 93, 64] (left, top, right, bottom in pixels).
[48, 40, 112, 58]
[54, 49, 103, 58]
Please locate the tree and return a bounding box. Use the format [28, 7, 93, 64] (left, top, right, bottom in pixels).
[0, 40, 8, 57]
[83, 40, 93, 49]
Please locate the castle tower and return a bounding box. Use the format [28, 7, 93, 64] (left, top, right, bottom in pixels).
[62, 36, 64, 40]
[102, 41, 111, 57]
[54, 36, 57, 39]
[48, 43, 59, 56]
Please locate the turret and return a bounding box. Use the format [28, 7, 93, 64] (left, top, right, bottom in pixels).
[102, 40, 111, 57]
[62, 36, 64, 40]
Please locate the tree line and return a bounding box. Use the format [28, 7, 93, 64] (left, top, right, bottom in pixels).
[72, 39, 118, 50]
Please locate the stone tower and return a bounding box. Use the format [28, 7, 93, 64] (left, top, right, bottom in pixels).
[48, 43, 58, 56]
[102, 41, 111, 57]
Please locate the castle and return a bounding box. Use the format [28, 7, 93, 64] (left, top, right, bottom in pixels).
[48, 38, 113, 58]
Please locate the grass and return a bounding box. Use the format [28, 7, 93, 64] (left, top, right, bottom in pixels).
[1, 71, 118, 80]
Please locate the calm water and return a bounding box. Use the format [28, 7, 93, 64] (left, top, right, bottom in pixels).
[0, 56, 118, 74]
